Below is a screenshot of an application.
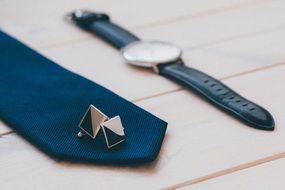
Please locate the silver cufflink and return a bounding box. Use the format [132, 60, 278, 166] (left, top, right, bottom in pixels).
[77, 104, 125, 148]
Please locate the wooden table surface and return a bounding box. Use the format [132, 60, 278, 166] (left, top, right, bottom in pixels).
[1, 0, 285, 189]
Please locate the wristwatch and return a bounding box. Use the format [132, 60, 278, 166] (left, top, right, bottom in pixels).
[70, 10, 275, 131]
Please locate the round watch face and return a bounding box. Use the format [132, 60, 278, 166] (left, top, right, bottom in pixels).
[121, 41, 182, 67]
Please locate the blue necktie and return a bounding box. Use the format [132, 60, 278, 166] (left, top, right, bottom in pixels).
[0, 31, 167, 165]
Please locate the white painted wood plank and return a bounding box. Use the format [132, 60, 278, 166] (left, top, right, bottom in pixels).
[135, 0, 285, 49]
[1, 1, 284, 189]
[182, 158, 285, 190]
[40, 26, 285, 100]
[1, 19, 285, 134]
[0, 0, 284, 108]
[0, 121, 11, 135]
[13, 0, 285, 103]
[183, 26, 285, 79]
[0, 0, 255, 48]
[1, 65, 284, 189]
[136, 65, 285, 188]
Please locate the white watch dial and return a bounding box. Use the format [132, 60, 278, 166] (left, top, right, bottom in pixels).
[121, 41, 182, 67]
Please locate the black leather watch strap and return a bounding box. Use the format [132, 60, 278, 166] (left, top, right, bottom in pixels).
[70, 11, 275, 130]
[71, 11, 139, 49]
[157, 60, 275, 130]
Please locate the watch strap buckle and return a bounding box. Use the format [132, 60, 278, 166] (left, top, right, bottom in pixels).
[69, 10, 110, 28]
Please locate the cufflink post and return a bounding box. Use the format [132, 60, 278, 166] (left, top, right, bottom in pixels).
[77, 130, 87, 137]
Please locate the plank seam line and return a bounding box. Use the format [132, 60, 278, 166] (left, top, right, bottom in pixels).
[1, 61, 284, 136]
[37, 0, 273, 50]
[0, 130, 14, 137]
[162, 152, 285, 190]
[133, 87, 182, 102]
[133, 61, 285, 103]
[132, 0, 272, 30]
[184, 23, 285, 51]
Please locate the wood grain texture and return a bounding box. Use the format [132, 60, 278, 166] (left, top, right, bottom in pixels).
[1, 0, 285, 189]
[0, 121, 11, 135]
[135, 0, 285, 49]
[0, 0, 257, 49]
[37, 23, 285, 102]
[0, 0, 283, 103]
[2, 0, 284, 134]
[1, 64, 284, 190]
[181, 157, 285, 190]
[2, 25, 285, 134]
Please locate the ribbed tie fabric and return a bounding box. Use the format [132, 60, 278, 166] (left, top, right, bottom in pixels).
[0, 31, 167, 165]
